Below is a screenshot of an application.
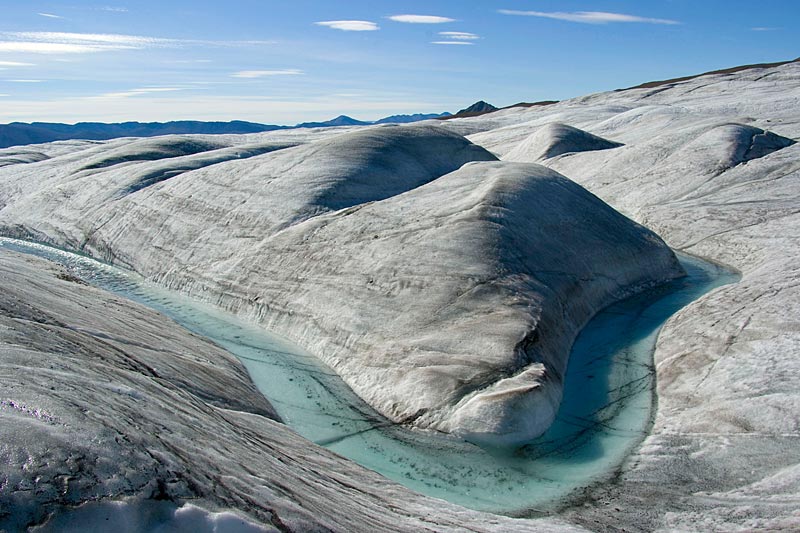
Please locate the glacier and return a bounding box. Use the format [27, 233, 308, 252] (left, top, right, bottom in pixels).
[1, 59, 799, 531]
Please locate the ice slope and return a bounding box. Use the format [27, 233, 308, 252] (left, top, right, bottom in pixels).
[503, 122, 623, 162]
[440, 60, 800, 531]
[0, 124, 680, 446]
[2, 57, 798, 531]
[0, 250, 582, 532]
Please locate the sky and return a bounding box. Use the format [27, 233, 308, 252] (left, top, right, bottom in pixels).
[0, 1, 797, 125]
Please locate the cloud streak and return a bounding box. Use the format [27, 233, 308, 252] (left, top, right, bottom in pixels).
[0, 61, 35, 67]
[498, 10, 679, 25]
[389, 15, 455, 24]
[0, 31, 170, 54]
[439, 32, 479, 40]
[97, 87, 188, 99]
[232, 69, 303, 78]
[432, 41, 473, 46]
[315, 20, 379, 32]
[0, 32, 274, 55]
[38, 13, 63, 19]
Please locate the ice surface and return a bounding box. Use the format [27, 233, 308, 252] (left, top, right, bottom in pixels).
[0, 243, 578, 532]
[2, 59, 799, 530]
[0, 238, 733, 515]
[0, 125, 681, 447]
[33, 500, 274, 533]
[447, 60, 800, 530]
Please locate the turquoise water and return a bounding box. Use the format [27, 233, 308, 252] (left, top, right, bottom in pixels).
[1, 237, 738, 515]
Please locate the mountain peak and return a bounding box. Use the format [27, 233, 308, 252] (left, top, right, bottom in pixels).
[456, 101, 498, 116]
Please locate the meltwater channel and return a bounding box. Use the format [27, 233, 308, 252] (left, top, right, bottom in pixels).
[1, 237, 738, 515]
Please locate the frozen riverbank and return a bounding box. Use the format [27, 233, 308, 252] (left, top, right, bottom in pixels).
[0, 238, 736, 515]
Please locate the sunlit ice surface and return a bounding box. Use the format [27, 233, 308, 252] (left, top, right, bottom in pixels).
[1, 237, 737, 514]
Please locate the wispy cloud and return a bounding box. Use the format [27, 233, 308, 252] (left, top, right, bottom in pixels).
[389, 15, 455, 24]
[164, 59, 213, 64]
[38, 13, 63, 19]
[751, 27, 778, 31]
[0, 31, 169, 54]
[97, 87, 187, 99]
[232, 69, 303, 78]
[100, 7, 129, 13]
[439, 31, 479, 40]
[315, 20, 379, 32]
[0, 94, 9, 97]
[498, 10, 679, 25]
[0, 32, 274, 55]
[6, 79, 43, 83]
[432, 41, 473, 46]
[0, 61, 35, 67]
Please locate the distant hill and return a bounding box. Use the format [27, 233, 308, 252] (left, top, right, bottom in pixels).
[456, 101, 498, 115]
[375, 112, 451, 124]
[295, 115, 372, 129]
[0, 111, 454, 149]
[0, 120, 285, 149]
[437, 101, 500, 120]
[618, 57, 800, 91]
[505, 100, 559, 109]
[296, 112, 451, 128]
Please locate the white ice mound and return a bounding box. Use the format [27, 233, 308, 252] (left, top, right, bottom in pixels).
[676, 123, 796, 174]
[204, 162, 682, 446]
[0, 149, 50, 168]
[0, 126, 681, 447]
[78, 135, 230, 171]
[504, 122, 623, 162]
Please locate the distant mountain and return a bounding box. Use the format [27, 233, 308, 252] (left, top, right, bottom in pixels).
[0, 110, 453, 150]
[0, 120, 284, 149]
[296, 112, 451, 128]
[295, 115, 372, 129]
[436, 101, 500, 121]
[456, 101, 498, 115]
[375, 112, 451, 124]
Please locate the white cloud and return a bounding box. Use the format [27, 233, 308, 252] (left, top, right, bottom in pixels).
[315, 20, 379, 32]
[0, 94, 9, 97]
[751, 27, 778, 31]
[6, 79, 43, 83]
[0, 31, 169, 54]
[97, 87, 187, 99]
[0, 61, 35, 67]
[232, 69, 303, 78]
[498, 10, 679, 25]
[0, 42, 127, 53]
[431, 41, 473, 46]
[164, 59, 213, 64]
[38, 13, 63, 19]
[439, 32, 479, 40]
[100, 7, 129, 13]
[0, 32, 274, 55]
[389, 15, 455, 24]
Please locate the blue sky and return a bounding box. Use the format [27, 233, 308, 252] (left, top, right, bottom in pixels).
[0, 1, 797, 124]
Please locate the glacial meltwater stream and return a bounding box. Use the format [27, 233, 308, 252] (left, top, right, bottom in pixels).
[1, 237, 738, 515]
